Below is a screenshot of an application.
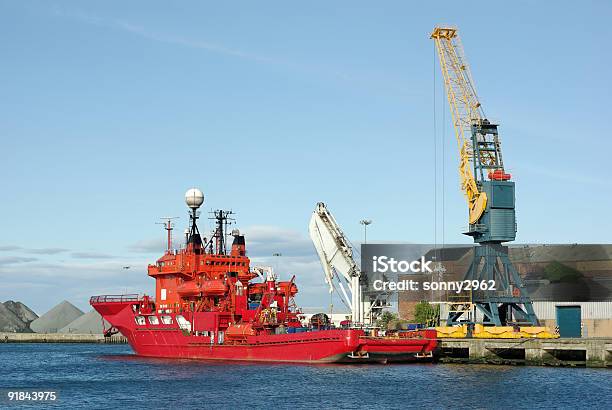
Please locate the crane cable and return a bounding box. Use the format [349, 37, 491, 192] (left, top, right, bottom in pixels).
[433, 41, 437, 268]
[441, 54, 446, 255]
[433, 40, 447, 304]
[432, 41, 438, 304]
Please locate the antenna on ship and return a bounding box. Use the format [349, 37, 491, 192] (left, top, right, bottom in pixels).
[156, 217, 179, 252]
[185, 188, 205, 251]
[209, 210, 234, 255]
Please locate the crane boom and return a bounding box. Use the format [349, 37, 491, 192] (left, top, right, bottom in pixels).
[309, 202, 363, 323]
[431, 27, 508, 225]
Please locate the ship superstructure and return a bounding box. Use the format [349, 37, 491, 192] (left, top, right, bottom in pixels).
[148, 188, 301, 335]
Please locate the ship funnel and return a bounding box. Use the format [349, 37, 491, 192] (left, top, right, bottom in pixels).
[185, 188, 204, 209]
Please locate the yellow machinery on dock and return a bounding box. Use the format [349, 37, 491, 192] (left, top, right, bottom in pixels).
[436, 325, 557, 339]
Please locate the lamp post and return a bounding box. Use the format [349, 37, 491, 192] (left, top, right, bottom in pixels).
[359, 219, 372, 244]
[272, 252, 282, 279]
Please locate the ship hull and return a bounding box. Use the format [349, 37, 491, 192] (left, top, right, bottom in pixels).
[92, 299, 437, 364]
[128, 333, 436, 364]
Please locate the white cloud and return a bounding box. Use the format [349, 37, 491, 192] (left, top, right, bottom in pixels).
[128, 238, 166, 253]
[24, 248, 69, 255]
[0, 258, 152, 313]
[243, 225, 315, 257]
[0, 246, 22, 252]
[0, 246, 69, 255]
[0, 256, 37, 266]
[71, 251, 115, 259]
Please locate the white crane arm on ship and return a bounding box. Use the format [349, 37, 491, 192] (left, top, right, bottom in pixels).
[308, 202, 364, 324]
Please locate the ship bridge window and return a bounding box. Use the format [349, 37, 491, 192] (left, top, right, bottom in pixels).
[148, 316, 159, 325]
[175, 315, 191, 331]
[160, 315, 173, 325]
[135, 316, 146, 326]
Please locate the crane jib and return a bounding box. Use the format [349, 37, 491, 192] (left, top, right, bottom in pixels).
[431, 27, 511, 232]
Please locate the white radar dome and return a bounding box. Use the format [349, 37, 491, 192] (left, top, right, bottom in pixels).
[185, 188, 204, 209]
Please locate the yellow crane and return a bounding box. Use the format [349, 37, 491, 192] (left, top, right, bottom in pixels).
[431, 26, 545, 330]
[431, 27, 507, 225]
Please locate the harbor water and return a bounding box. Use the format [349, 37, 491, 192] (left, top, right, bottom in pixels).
[1, 344, 610, 409]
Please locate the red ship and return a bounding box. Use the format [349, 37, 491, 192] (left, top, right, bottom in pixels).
[91, 189, 437, 363]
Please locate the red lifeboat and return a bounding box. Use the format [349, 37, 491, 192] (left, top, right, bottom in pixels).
[177, 280, 228, 296]
[176, 281, 199, 297]
[201, 280, 227, 296]
[225, 323, 256, 341]
[488, 169, 511, 181]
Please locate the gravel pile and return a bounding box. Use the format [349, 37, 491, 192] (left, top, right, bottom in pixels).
[59, 309, 109, 334]
[30, 301, 84, 333]
[0, 303, 33, 332]
[3, 300, 38, 323]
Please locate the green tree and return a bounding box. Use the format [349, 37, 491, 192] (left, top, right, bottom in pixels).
[414, 301, 439, 326]
[376, 311, 398, 329]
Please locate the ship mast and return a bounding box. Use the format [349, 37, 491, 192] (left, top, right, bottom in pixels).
[210, 210, 234, 255]
[157, 217, 179, 252]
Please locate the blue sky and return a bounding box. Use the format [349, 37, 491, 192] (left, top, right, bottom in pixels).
[1, 1, 611, 313]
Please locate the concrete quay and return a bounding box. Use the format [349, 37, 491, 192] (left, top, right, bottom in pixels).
[1, 332, 127, 344]
[438, 337, 612, 368]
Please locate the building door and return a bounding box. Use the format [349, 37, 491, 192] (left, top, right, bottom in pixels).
[556, 305, 581, 338]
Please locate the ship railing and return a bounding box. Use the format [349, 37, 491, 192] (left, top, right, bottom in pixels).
[90, 294, 142, 304]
